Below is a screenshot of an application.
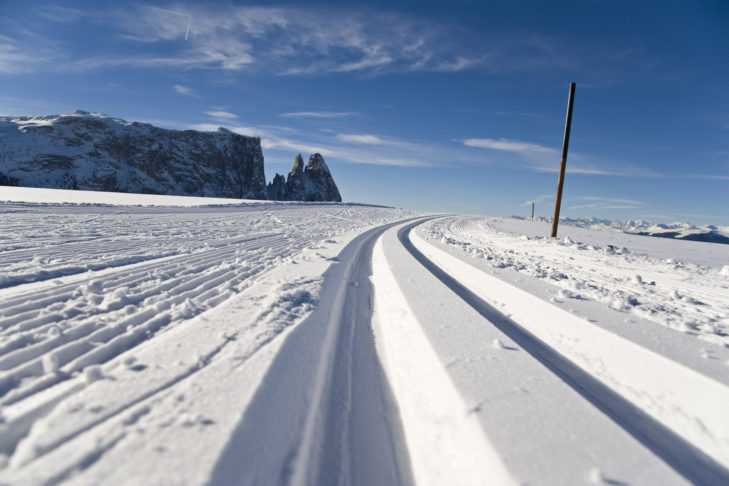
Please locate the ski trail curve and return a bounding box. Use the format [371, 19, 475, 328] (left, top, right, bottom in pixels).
[207, 219, 420, 486]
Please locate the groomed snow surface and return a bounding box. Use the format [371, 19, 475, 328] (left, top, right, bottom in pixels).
[1, 188, 728, 485]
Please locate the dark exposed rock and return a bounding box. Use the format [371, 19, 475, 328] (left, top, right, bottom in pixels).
[265, 173, 288, 201]
[0, 111, 267, 199]
[303, 153, 342, 202]
[266, 153, 341, 202]
[0, 171, 20, 186]
[286, 153, 306, 198]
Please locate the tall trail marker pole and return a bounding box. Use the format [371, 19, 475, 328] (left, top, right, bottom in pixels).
[551, 82, 576, 238]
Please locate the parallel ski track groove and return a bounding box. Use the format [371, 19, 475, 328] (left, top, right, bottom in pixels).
[399, 220, 729, 485]
[1, 215, 419, 478]
[0, 231, 318, 405]
[0, 226, 347, 461]
[9, 330, 238, 468]
[288, 218, 419, 486]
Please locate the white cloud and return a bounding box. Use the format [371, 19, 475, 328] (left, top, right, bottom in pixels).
[531, 165, 614, 175]
[4, 5, 493, 76]
[372, 157, 436, 167]
[463, 137, 628, 176]
[0, 37, 58, 74]
[189, 123, 332, 157]
[204, 110, 238, 120]
[337, 134, 387, 145]
[336, 133, 417, 151]
[521, 194, 554, 206]
[106, 6, 453, 74]
[568, 196, 644, 211]
[435, 56, 484, 72]
[569, 203, 639, 210]
[463, 138, 556, 154]
[684, 174, 729, 181]
[580, 196, 644, 205]
[1, 4, 651, 80]
[187, 120, 450, 168]
[281, 111, 357, 119]
[34, 5, 84, 23]
[173, 84, 196, 96]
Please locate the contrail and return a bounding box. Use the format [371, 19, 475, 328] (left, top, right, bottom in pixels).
[146, 5, 192, 40]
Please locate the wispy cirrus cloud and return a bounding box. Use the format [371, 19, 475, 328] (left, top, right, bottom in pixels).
[0, 36, 58, 74]
[61, 40, 255, 72]
[0, 3, 656, 82]
[281, 111, 358, 119]
[0, 5, 504, 76]
[521, 194, 554, 206]
[34, 5, 84, 23]
[463, 137, 620, 175]
[173, 84, 197, 96]
[204, 110, 238, 120]
[463, 137, 556, 154]
[568, 196, 645, 210]
[336, 133, 410, 147]
[682, 173, 729, 181]
[61, 5, 485, 75]
[337, 134, 385, 144]
[188, 122, 454, 168]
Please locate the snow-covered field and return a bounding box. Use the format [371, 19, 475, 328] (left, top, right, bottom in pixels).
[1, 188, 728, 485]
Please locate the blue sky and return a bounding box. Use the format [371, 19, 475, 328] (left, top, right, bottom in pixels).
[1, 0, 727, 224]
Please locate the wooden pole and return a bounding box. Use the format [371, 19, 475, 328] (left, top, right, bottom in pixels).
[531, 202, 535, 221]
[551, 82, 576, 238]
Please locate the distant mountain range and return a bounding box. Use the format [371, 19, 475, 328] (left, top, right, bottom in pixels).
[516, 216, 729, 245]
[0, 111, 341, 202]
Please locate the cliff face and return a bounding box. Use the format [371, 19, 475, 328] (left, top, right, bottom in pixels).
[266, 153, 342, 202]
[0, 111, 267, 199]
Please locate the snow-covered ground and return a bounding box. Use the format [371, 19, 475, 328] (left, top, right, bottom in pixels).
[1, 188, 728, 485]
[0, 185, 260, 207]
[423, 217, 729, 347]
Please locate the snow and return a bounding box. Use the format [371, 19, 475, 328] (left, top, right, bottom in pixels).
[1, 189, 728, 484]
[422, 216, 729, 346]
[411, 225, 729, 469]
[1, 185, 257, 207]
[372, 235, 514, 486]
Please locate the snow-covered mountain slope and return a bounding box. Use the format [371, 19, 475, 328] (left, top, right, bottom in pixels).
[0, 111, 267, 199]
[1, 190, 728, 485]
[524, 215, 729, 245]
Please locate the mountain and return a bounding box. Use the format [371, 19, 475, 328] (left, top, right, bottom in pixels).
[518, 216, 729, 245]
[266, 153, 342, 202]
[0, 111, 267, 199]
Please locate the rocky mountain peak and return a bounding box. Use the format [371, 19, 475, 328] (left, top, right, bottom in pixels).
[0, 111, 267, 199]
[266, 152, 341, 202]
[290, 153, 305, 178]
[305, 153, 328, 172]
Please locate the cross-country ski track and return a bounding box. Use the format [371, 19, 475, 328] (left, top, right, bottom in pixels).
[1, 199, 729, 485]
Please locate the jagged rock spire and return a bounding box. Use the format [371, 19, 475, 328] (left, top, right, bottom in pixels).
[266, 152, 341, 202]
[266, 173, 288, 201]
[304, 153, 341, 202]
[289, 153, 304, 178]
[305, 153, 328, 171]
